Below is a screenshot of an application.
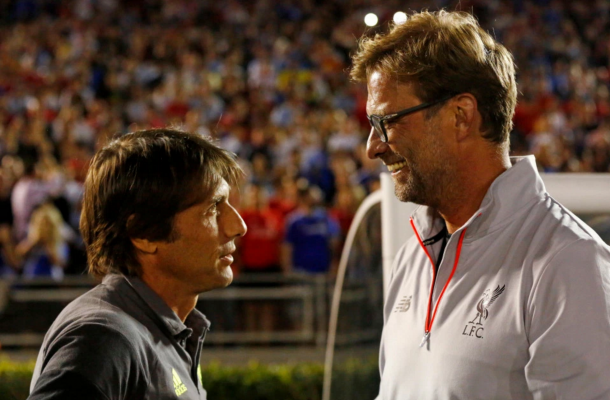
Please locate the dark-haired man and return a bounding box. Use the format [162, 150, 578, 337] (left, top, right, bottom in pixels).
[352, 10, 610, 400]
[29, 129, 247, 399]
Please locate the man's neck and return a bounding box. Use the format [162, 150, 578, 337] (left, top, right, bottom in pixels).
[140, 271, 198, 322]
[439, 153, 511, 234]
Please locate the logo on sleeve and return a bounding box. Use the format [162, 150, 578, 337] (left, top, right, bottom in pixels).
[172, 368, 188, 396]
[462, 285, 505, 339]
[394, 295, 412, 312]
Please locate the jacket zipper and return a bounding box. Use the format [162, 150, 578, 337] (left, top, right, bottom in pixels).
[409, 218, 467, 348]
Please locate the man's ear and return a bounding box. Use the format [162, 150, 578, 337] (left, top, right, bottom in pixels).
[453, 93, 478, 142]
[131, 237, 157, 254]
[127, 215, 157, 254]
[125, 214, 157, 254]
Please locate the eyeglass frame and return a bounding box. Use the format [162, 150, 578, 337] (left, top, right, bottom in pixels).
[367, 94, 455, 143]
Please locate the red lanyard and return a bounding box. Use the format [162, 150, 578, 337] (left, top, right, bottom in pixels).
[409, 218, 467, 347]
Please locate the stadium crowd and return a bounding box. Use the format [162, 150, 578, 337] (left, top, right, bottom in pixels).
[0, 0, 609, 279]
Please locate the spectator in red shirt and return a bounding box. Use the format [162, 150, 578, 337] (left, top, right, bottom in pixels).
[268, 175, 298, 220]
[238, 183, 284, 333]
[239, 183, 283, 273]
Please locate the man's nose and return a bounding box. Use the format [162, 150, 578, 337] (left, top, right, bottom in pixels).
[226, 205, 247, 239]
[366, 127, 388, 160]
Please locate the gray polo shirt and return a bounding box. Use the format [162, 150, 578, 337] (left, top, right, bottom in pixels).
[29, 274, 210, 400]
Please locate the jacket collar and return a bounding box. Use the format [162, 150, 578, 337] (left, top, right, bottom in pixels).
[410, 156, 546, 241]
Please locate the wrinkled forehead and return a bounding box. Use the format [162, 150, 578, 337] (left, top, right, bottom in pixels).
[366, 71, 418, 114]
[367, 70, 396, 92]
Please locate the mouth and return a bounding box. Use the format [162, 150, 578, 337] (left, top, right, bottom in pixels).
[219, 254, 234, 265]
[219, 248, 235, 265]
[386, 160, 408, 173]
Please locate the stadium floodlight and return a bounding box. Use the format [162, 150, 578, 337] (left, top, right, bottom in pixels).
[364, 13, 378, 27]
[393, 11, 407, 25]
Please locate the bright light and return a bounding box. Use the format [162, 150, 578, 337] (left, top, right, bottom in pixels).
[393, 11, 407, 25]
[364, 13, 378, 27]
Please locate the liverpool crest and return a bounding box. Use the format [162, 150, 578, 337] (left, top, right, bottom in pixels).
[462, 285, 505, 339]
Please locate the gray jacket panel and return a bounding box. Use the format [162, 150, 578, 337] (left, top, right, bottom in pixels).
[378, 156, 610, 400]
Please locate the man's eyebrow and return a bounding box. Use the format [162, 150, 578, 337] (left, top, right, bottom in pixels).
[209, 193, 228, 204]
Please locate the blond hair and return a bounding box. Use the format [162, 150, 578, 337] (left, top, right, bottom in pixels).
[351, 10, 517, 145]
[29, 203, 64, 247]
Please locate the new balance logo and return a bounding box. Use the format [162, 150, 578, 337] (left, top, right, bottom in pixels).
[394, 295, 412, 312]
[172, 368, 188, 396]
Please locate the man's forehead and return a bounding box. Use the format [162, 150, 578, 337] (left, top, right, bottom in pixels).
[367, 71, 395, 100]
[366, 70, 416, 113]
[367, 70, 394, 89]
[186, 179, 230, 209]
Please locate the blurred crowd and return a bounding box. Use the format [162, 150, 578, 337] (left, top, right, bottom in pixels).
[0, 0, 609, 280]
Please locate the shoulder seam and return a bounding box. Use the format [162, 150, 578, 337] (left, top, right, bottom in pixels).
[546, 195, 597, 240]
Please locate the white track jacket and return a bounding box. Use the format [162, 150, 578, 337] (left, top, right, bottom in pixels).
[378, 156, 610, 400]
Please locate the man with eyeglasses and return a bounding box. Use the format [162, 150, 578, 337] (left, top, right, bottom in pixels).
[351, 10, 610, 400]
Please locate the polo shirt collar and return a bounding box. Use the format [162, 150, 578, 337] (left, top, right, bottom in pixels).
[462, 155, 546, 240]
[410, 155, 546, 241]
[102, 274, 210, 339]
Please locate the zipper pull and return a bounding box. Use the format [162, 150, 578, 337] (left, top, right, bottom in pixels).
[419, 331, 430, 348]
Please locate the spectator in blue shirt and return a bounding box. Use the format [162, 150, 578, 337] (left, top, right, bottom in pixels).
[282, 179, 340, 275]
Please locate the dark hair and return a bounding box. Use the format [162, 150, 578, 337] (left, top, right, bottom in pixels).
[80, 128, 244, 279]
[351, 10, 517, 145]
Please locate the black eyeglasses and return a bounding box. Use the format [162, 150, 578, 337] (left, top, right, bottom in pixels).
[367, 94, 454, 143]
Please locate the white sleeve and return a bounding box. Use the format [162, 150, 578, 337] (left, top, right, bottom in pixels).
[376, 243, 410, 400]
[525, 239, 610, 400]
